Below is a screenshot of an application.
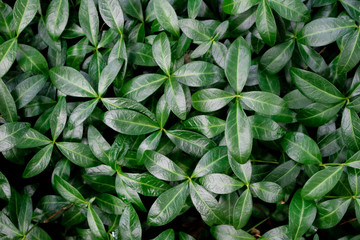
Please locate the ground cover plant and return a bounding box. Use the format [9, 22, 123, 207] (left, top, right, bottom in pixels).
[1, 0, 360, 239]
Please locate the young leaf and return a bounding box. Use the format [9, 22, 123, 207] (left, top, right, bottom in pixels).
[188, 0, 202, 19]
[87, 205, 108, 240]
[190, 181, 225, 226]
[297, 18, 356, 47]
[120, 204, 142, 240]
[103, 109, 160, 135]
[256, 0, 276, 46]
[98, 59, 122, 96]
[152, 32, 171, 75]
[154, 0, 180, 37]
[225, 36, 251, 93]
[165, 77, 187, 120]
[148, 182, 189, 226]
[0, 122, 30, 152]
[0, 39, 18, 78]
[225, 101, 252, 164]
[23, 144, 53, 178]
[144, 150, 187, 181]
[289, 190, 317, 240]
[165, 130, 216, 157]
[250, 181, 284, 203]
[68, 99, 99, 129]
[0, 78, 17, 122]
[50, 97, 67, 141]
[121, 74, 167, 102]
[290, 67, 345, 104]
[49, 66, 97, 97]
[54, 175, 87, 204]
[79, 0, 99, 46]
[191, 88, 235, 112]
[281, 132, 322, 165]
[229, 157, 252, 184]
[45, 0, 69, 40]
[99, 0, 124, 35]
[233, 188, 252, 229]
[173, 61, 224, 87]
[192, 146, 229, 178]
[13, 0, 39, 36]
[301, 166, 344, 200]
[179, 19, 211, 41]
[56, 142, 100, 167]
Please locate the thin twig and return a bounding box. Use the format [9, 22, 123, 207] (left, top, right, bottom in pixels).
[340, 218, 357, 225]
[43, 203, 74, 223]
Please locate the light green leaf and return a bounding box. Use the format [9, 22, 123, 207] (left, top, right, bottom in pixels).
[79, 0, 99, 46]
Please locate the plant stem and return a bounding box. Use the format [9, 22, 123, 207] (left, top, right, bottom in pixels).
[246, 217, 270, 232]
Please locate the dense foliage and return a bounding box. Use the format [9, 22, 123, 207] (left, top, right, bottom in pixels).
[1, 0, 360, 239]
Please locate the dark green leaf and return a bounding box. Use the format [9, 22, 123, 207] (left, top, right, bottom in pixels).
[45, 0, 69, 40]
[233, 188, 252, 229]
[79, 0, 99, 46]
[23, 144, 53, 178]
[191, 88, 235, 112]
[56, 142, 100, 167]
[256, 0, 276, 46]
[0, 122, 29, 151]
[13, 0, 39, 35]
[0, 78, 17, 122]
[250, 181, 284, 203]
[54, 175, 87, 204]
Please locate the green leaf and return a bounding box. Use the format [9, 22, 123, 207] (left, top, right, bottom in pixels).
[290, 67, 346, 104]
[153, 229, 175, 240]
[338, 29, 360, 74]
[192, 146, 229, 178]
[0, 122, 29, 152]
[260, 226, 289, 240]
[0, 3, 14, 39]
[229, 157, 252, 184]
[119, 0, 143, 21]
[0, 39, 18, 78]
[249, 115, 285, 141]
[183, 115, 225, 138]
[49, 66, 97, 97]
[99, 0, 124, 35]
[200, 173, 243, 194]
[225, 101, 252, 164]
[222, 0, 259, 15]
[121, 74, 167, 102]
[225, 36, 251, 93]
[314, 197, 351, 229]
[18, 194, 32, 233]
[88, 125, 111, 164]
[281, 132, 322, 165]
[165, 130, 216, 157]
[269, 0, 310, 22]
[263, 160, 301, 187]
[23, 144, 53, 178]
[98, 59, 122, 96]
[56, 142, 100, 167]
[301, 166, 344, 200]
[156, 94, 170, 128]
[191, 88, 235, 112]
[68, 99, 98, 129]
[297, 43, 329, 76]
[144, 150, 187, 181]
[54, 175, 87, 204]
[0, 212, 22, 238]
[241, 91, 286, 115]
[345, 150, 360, 169]
[233, 188, 252, 229]
[152, 33, 171, 75]
[179, 19, 211, 41]
[50, 97, 67, 141]
[256, 0, 276, 46]
[191, 42, 212, 59]
[297, 17, 356, 47]
[173, 61, 224, 87]
[96, 193, 125, 215]
[120, 172, 170, 196]
[341, 0, 360, 21]
[115, 174, 146, 212]
[103, 109, 160, 135]
[283, 89, 313, 110]
[0, 78, 17, 122]
[250, 181, 284, 203]
[12, 74, 47, 109]
[296, 102, 344, 127]
[13, 0, 39, 36]
[165, 78, 187, 120]
[341, 108, 360, 152]
[260, 40, 295, 74]
[45, 0, 69, 40]
[190, 181, 225, 226]
[137, 130, 162, 161]
[79, 0, 99, 46]
[188, 0, 202, 19]
[211, 225, 256, 240]
[120, 204, 142, 240]
[17, 44, 49, 74]
[154, 0, 179, 37]
[288, 189, 317, 240]
[87, 204, 108, 240]
[148, 182, 189, 226]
